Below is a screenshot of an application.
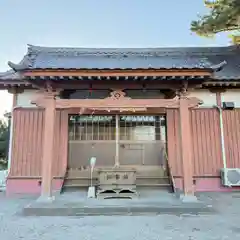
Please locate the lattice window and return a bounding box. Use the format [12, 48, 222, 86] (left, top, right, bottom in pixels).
[119, 115, 165, 141]
[68, 115, 166, 142]
[69, 115, 116, 141]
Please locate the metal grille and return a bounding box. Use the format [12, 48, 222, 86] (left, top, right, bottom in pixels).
[69, 115, 166, 142]
[119, 115, 166, 141]
[68, 114, 167, 167]
[69, 115, 115, 141]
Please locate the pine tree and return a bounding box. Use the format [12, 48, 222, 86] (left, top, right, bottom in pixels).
[191, 0, 240, 37]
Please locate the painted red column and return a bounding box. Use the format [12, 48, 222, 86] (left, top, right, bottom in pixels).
[179, 97, 194, 196]
[39, 94, 56, 201]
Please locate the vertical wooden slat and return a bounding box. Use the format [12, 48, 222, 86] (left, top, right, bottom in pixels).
[9, 108, 68, 178]
[17, 111, 24, 175]
[9, 109, 44, 176]
[213, 109, 223, 174]
[27, 110, 33, 176]
[166, 109, 182, 176]
[52, 110, 69, 177]
[37, 111, 44, 175]
[190, 109, 222, 176]
[53, 111, 61, 176]
[235, 111, 240, 166]
[31, 110, 39, 176]
[9, 110, 18, 176]
[223, 110, 240, 169]
[224, 111, 232, 168]
[59, 110, 69, 176]
[9, 107, 240, 179]
[191, 110, 200, 175]
[195, 110, 204, 175]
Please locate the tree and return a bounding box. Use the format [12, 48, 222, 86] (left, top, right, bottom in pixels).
[191, 0, 240, 37]
[0, 119, 9, 163]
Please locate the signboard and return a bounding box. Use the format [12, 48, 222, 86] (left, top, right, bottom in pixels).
[120, 116, 155, 122]
[69, 115, 113, 123]
[69, 115, 162, 123]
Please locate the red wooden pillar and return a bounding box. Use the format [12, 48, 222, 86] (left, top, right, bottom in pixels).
[179, 97, 195, 199]
[39, 94, 56, 201]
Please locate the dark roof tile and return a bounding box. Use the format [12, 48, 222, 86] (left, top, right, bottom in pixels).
[0, 70, 21, 80]
[1, 44, 240, 80]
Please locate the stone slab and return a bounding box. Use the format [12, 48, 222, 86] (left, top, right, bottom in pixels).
[36, 195, 55, 203]
[180, 194, 199, 203]
[22, 201, 214, 216]
[21, 189, 215, 216]
[3, 191, 240, 240]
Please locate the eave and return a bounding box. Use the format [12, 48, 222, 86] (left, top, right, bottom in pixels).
[0, 80, 31, 90]
[22, 68, 213, 78]
[203, 80, 240, 88]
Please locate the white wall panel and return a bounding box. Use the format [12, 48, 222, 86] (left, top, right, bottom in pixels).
[16, 90, 37, 108]
[222, 90, 240, 108]
[187, 90, 216, 107]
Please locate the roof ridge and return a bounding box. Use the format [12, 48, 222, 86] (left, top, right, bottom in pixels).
[5, 44, 239, 73]
[27, 44, 237, 56]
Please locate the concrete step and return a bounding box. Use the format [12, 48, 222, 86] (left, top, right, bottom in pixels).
[22, 202, 215, 216]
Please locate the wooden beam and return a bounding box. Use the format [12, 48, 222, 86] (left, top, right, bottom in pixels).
[32, 90, 202, 110]
[40, 95, 56, 200]
[179, 97, 195, 196]
[43, 82, 184, 90]
[23, 69, 212, 77]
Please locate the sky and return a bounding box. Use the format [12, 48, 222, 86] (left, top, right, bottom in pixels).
[0, 0, 230, 117]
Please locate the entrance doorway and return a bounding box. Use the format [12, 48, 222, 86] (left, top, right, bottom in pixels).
[68, 114, 167, 168]
[118, 115, 166, 166]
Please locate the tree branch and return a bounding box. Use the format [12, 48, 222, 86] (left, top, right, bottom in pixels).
[191, 0, 240, 37]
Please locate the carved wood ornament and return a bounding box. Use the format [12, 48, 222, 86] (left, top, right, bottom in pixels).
[108, 90, 130, 100]
[79, 90, 142, 113]
[31, 89, 203, 110]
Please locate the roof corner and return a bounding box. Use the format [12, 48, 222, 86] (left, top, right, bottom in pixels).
[7, 44, 35, 72]
[210, 60, 228, 72]
[0, 70, 22, 80]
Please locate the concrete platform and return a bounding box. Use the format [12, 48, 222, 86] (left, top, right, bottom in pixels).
[22, 189, 215, 216]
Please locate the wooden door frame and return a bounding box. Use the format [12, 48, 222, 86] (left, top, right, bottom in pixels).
[32, 89, 202, 198]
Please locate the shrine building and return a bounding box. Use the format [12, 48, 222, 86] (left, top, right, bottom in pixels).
[1, 44, 240, 199]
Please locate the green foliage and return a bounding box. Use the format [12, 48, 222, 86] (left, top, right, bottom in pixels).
[191, 0, 240, 37]
[0, 119, 9, 161]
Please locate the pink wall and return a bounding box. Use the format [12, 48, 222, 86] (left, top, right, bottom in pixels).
[7, 108, 240, 194]
[6, 178, 63, 196]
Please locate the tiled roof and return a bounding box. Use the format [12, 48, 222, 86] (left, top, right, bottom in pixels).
[0, 70, 21, 80]
[1, 44, 240, 80]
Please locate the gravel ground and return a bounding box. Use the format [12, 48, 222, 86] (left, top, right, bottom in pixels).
[0, 192, 240, 240]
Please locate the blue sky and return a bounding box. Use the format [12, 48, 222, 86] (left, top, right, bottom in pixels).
[0, 0, 230, 115]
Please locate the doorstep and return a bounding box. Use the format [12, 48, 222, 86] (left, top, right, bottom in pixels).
[22, 190, 215, 216]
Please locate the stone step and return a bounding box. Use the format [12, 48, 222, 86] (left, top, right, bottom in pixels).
[63, 177, 171, 188]
[22, 202, 215, 217]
